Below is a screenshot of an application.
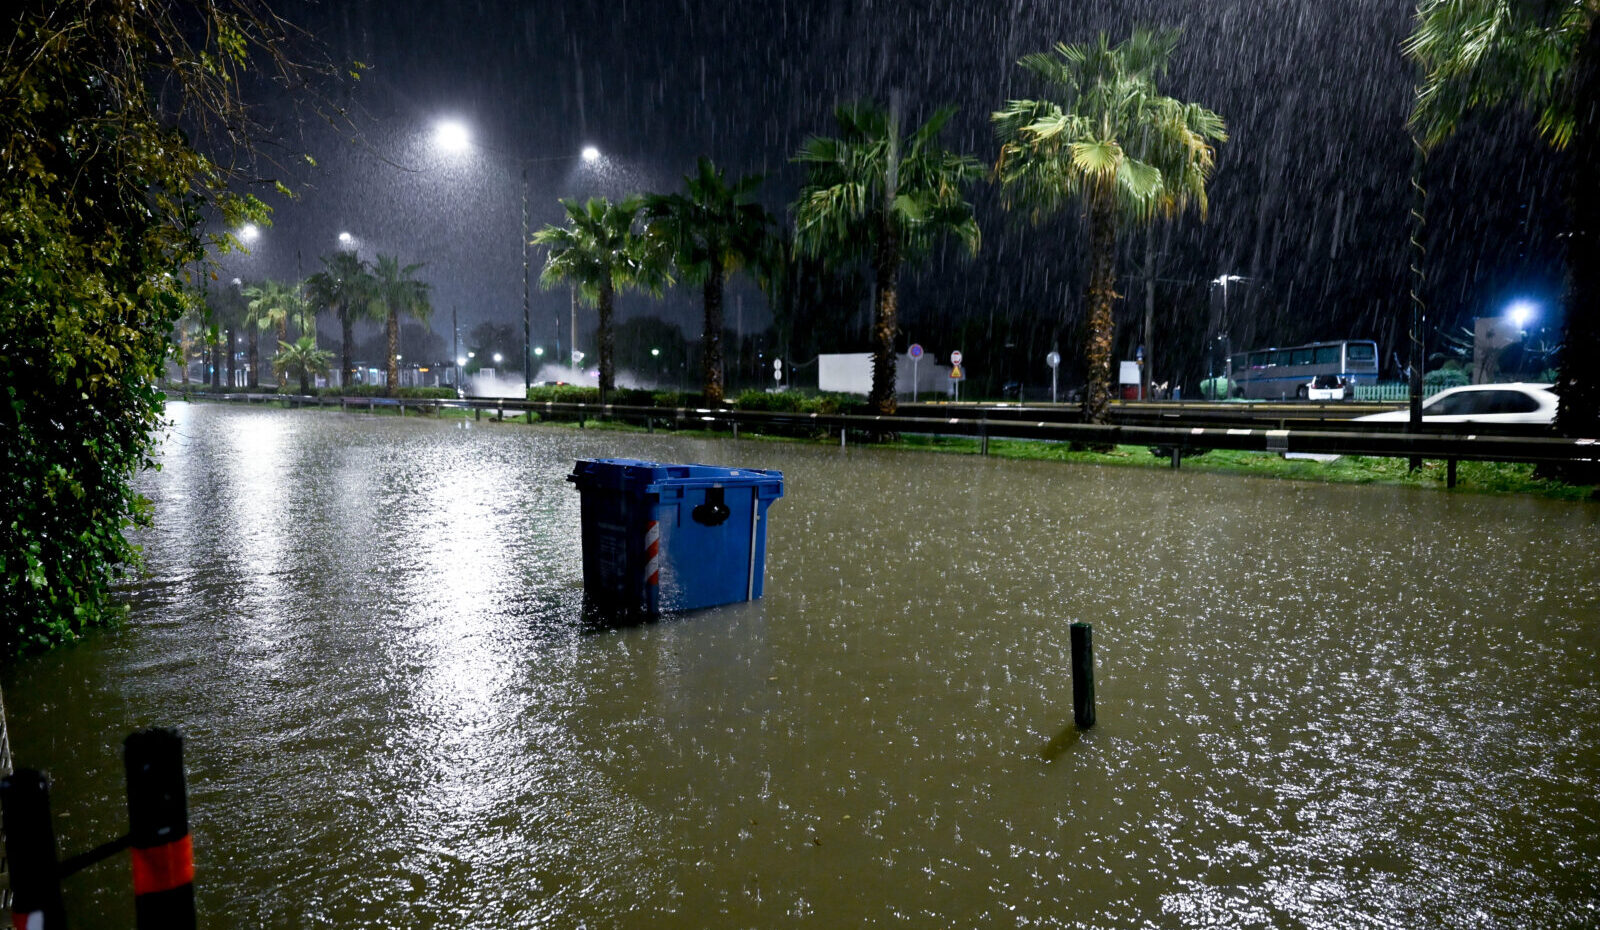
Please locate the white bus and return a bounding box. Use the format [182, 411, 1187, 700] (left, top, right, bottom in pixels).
[1228, 339, 1379, 400]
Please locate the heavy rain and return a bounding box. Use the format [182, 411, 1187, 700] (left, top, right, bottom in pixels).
[2, 2, 1597, 929]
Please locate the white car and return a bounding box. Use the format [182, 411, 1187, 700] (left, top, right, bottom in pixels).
[1354, 383, 1558, 425]
[1304, 374, 1352, 401]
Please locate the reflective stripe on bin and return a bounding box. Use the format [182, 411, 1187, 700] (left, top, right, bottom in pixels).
[643, 521, 661, 587]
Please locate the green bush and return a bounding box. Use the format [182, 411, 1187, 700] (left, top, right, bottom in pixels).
[318, 385, 456, 399]
[732, 390, 870, 416]
[1424, 365, 1470, 391]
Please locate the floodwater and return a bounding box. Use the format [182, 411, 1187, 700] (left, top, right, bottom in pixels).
[5, 403, 1598, 928]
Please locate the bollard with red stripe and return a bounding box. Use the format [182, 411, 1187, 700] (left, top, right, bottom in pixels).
[123, 729, 196, 930]
[1, 768, 68, 930]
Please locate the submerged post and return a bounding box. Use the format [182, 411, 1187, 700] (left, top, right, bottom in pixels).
[125, 728, 196, 930]
[1071, 622, 1095, 729]
[1, 768, 68, 930]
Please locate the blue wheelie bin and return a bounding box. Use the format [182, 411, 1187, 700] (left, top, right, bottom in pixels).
[568, 458, 784, 615]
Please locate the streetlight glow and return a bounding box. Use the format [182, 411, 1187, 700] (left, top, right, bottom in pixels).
[239, 223, 260, 243]
[582, 145, 601, 163]
[493, 352, 503, 364]
[651, 348, 661, 357]
[338, 231, 353, 244]
[534, 346, 544, 357]
[435, 120, 471, 153]
[1507, 299, 1537, 330]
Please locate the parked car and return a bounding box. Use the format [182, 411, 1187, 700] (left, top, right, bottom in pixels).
[1304, 373, 1352, 401]
[1354, 383, 1557, 425]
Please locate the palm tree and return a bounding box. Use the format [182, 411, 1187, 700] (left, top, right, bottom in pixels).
[993, 29, 1226, 422]
[369, 254, 432, 395]
[305, 252, 375, 389]
[272, 336, 332, 396]
[644, 158, 773, 404]
[533, 197, 672, 397]
[1407, 1, 1599, 439]
[242, 279, 300, 389]
[793, 99, 983, 416]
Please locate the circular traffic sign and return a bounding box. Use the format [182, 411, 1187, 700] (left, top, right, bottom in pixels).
[773, 358, 783, 370]
[909, 343, 923, 360]
[950, 350, 963, 365]
[1046, 351, 1060, 369]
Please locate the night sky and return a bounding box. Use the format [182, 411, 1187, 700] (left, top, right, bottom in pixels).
[221, 0, 1569, 389]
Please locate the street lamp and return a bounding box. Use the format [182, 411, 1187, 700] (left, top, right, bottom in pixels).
[432, 119, 601, 398]
[1209, 274, 1246, 394]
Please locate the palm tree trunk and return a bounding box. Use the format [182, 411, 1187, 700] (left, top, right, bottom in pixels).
[870, 234, 901, 416]
[386, 309, 399, 396]
[702, 260, 725, 404]
[247, 328, 259, 388]
[340, 308, 354, 390]
[1558, 15, 1600, 445]
[1084, 185, 1118, 423]
[209, 338, 221, 389]
[598, 283, 616, 399]
[225, 326, 236, 388]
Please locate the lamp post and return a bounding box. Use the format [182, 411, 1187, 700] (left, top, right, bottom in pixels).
[433, 121, 602, 398]
[1210, 274, 1245, 397]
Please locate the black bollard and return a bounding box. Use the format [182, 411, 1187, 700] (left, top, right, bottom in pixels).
[1, 768, 68, 929]
[124, 729, 196, 930]
[1071, 622, 1096, 729]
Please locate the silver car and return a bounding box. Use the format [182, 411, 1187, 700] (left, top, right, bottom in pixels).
[1354, 383, 1558, 425]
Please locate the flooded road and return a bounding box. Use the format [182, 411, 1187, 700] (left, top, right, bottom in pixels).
[5, 402, 1598, 928]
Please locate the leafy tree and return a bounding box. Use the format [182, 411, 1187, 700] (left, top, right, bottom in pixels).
[369, 254, 433, 395]
[993, 29, 1226, 422]
[0, 0, 327, 652]
[793, 99, 983, 415]
[644, 158, 773, 404]
[304, 251, 375, 388]
[272, 336, 332, 396]
[467, 321, 520, 372]
[533, 197, 672, 396]
[172, 297, 208, 386]
[1407, 1, 1599, 439]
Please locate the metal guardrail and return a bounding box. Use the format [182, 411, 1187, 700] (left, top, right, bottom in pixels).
[172, 391, 1599, 471]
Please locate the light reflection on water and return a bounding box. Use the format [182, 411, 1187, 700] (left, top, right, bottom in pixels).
[3, 403, 1597, 928]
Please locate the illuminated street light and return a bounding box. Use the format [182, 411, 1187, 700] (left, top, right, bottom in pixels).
[431, 120, 603, 397]
[534, 346, 544, 357]
[338, 231, 354, 245]
[1507, 299, 1537, 330]
[239, 223, 260, 243]
[651, 348, 660, 357]
[434, 120, 471, 153]
[493, 352, 503, 364]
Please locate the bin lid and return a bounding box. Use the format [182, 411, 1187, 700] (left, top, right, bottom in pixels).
[568, 458, 784, 496]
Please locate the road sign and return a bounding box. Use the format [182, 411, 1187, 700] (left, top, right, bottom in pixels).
[773, 369, 782, 382]
[1046, 351, 1060, 369]
[950, 350, 963, 365]
[949, 363, 965, 380]
[1136, 345, 1145, 362]
[909, 343, 923, 360]
[773, 358, 783, 370]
